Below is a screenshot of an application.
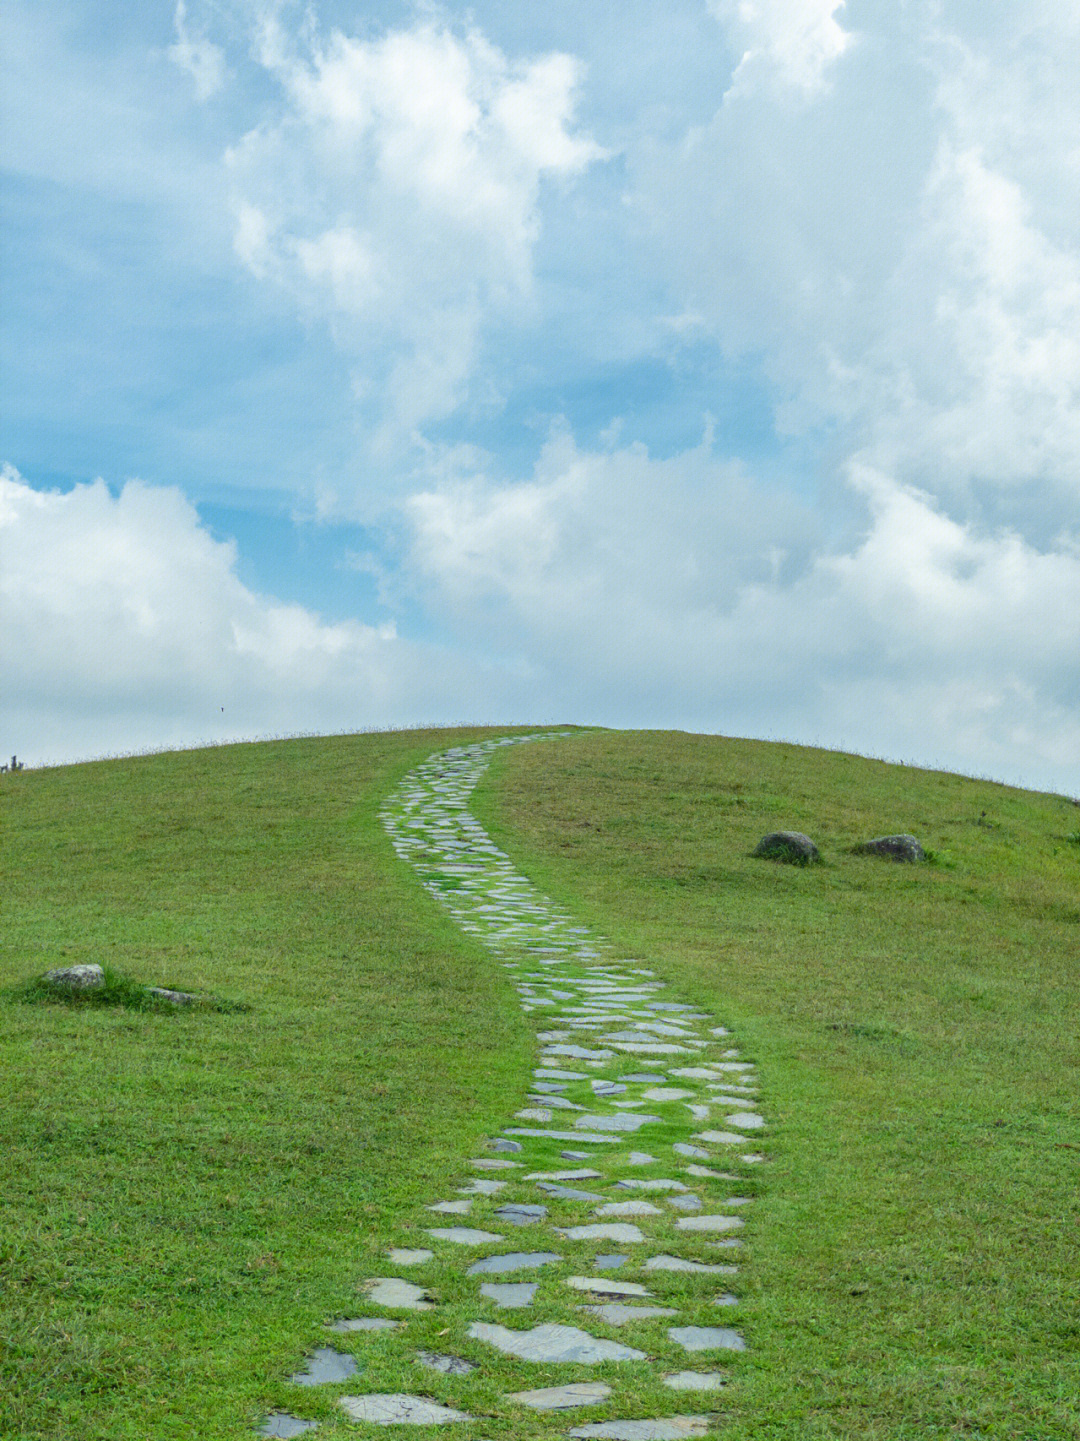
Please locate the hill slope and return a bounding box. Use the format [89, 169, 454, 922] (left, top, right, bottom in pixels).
[2, 726, 1077, 1439]
[473, 729, 1080, 1439]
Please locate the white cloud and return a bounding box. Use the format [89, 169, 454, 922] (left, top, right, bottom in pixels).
[226, 15, 605, 437]
[627, 3, 1080, 534]
[710, 0, 853, 97]
[0, 466, 502, 766]
[402, 438, 1080, 793]
[168, 0, 227, 101]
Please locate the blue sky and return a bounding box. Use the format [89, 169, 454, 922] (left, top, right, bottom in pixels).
[3, 0, 1078, 792]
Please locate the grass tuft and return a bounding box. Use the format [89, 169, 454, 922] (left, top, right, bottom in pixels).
[10, 966, 249, 1014]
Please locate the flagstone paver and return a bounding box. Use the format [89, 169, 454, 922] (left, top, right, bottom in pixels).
[257, 732, 766, 1436]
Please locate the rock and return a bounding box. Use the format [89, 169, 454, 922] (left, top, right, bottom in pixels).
[288, 1348, 357, 1385]
[338, 1394, 471, 1424]
[854, 833, 926, 862]
[147, 987, 198, 1004]
[753, 831, 819, 864]
[44, 964, 103, 990]
[259, 1414, 319, 1437]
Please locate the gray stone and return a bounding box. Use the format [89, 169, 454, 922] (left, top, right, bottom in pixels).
[467, 1251, 561, 1275]
[594, 1200, 662, 1217]
[416, 1350, 477, 1375]
[676, 1215, 745, 1233]
[574, 1113, 662, 1133]
[508, 1128, 622, 1144]
[567, 1419, 712, 1438]
[43, 964, 103, 990]
[854, 833, 926, 862]
[259, 1413, 319, 1437]
[538, 1182, 605, 1201]
[481, 1281, 537, 1308]
[626, 1151, 657, 1165]
[510, 1382, 612, 1410]
[494, 1203, 547, 1225]
[593, 1253, 628, 1270]
[753, 830, 819, 863]
[427, 1198, 472, 1214]
[693, 1131, 749, 1146]
[580, 1303, 678, 1324]
[526, 1168, 601, 1181]
[470, 1157, 519, 1170]
[338, 1394, 472, 1424]
[468, 1321, 646, 1364]
[642, 1087, 695, 1102]
[543, 1045, 615, 1060]
[387, 1247, 434, 1266]
[557, 1223, 645, 1244]
[289, 1348, 357, 1385]
[673, 1142, 710, 1159]
[147, 986, 198, 1004]
[662, 1371, 727, 1392]
[328, 1317, 401, 1332]
[516, 1106, 554, 1121]
[566, 1276, 650, 1297]
[425, 1227, 503, 1245]
[713, 1293, 738, 1306]
[619, 1073, 669, 1083]
[362, 1277, 434, 1310]
[489, 1138, 523, 1153]
[669, 1325, 746, 1352]
[644, 1256, 737, 1275]
[614, 1178, 688, 1193]
[458, 1180, 505, 1196]
[725, 1113, 765, 1130]
[667, 1195, 703, 1212]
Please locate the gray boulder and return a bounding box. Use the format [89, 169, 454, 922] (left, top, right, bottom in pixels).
[855, 834, 925, 862]
[753, 831, 819, 864]
[147, 987, 198, 1005]
[44, 964, 104, 990]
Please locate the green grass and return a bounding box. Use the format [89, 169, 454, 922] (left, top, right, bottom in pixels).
[3, 726, 1077, 1439]
[0, 728, 542, 1440]
[470, 730, 1080, 1440]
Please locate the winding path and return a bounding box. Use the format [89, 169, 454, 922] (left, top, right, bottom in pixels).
[260, 733, 766, 1439]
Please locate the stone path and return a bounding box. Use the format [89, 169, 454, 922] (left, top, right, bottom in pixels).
[259, 733, 765, 1438]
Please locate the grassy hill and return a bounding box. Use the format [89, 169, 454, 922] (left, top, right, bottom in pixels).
[2, 727, 1077, 1439]
[473, 731, 1080, 1439]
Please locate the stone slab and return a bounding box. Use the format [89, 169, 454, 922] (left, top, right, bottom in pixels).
[338, 1394, 472, 1424]
[467, 1251, 561, 1275]
[566, 1420, 712, 1439]
[481, 1281, 537, 1308]
[663, 1371, 727, 1391]
[259, 1414, 319, 1437]
[557, 1223, 646, 1243]
[468, 1321, 646, 1364]
[509, 1382, 612, 1410]
[416, 1350, 477, 1375]
[425, 1227, 504, 1245]
[362, 1278, 434, 1310]
[328, 1317, 401, 1332]
[669, 1325, 746, 1352]
[580, 1303, 678, 1324]
[289, 1348, 357, 1385]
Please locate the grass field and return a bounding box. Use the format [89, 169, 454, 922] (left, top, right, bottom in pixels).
[473, 730, 1080, 1439]
[2, 726, 1077, 1439]
[0, 728, 540, 1440]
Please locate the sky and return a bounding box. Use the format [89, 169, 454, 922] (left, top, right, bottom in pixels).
[2, 0, 1078, 793]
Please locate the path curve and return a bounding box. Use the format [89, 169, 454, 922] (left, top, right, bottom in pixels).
[260, 733, 765, 1439]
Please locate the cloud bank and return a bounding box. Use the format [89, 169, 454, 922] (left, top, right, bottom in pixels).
[3, 1, 1079, 794]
